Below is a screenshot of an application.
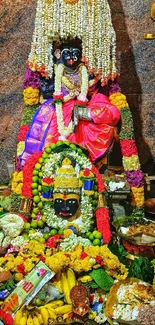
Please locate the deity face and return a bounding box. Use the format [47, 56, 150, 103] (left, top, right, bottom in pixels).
[61, 46, 82, 69]
[53, 194, 80, 219]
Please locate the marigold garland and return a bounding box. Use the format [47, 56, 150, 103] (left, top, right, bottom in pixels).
[23, 87, 40, 105]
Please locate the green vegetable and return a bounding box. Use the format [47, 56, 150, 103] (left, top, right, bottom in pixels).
[90, 268, 114, 291]
[108, 238, 128, 265]
[128, 257, 154, 284]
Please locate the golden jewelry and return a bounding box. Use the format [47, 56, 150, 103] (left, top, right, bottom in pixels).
[63, 0, 79, 5]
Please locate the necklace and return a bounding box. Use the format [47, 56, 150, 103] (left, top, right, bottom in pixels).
[63, 64, 82, 76]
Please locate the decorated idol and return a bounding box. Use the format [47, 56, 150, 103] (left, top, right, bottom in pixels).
[18, 0, 121, 170]
[0, 2, 149, 325]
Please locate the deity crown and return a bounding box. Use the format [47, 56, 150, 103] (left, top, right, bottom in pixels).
[54, 158, 81, 192]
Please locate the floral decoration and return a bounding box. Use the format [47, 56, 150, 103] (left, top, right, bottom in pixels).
[109, 85, 144, 213]
[0, 310, 13, 325]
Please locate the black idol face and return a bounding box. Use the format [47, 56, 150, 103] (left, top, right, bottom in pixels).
[53, 195, 79, 219]
[61, 47, 82, 69]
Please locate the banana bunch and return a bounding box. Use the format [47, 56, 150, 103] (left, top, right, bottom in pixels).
[14, 307, 39, 325]
[38, 301, 73, 324]
[60, 268, 77, 304]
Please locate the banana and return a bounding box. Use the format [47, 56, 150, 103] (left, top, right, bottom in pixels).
[67, 268, 77, 291]
[55, 279, 63, 293]
[63, 312, 71, 321]
[35, 310, 44, 325]
[39, 306, 49, 325]
[61, 271, 71, 304]
[31, 314, 40, 325]
[55, 304, 72, 315]
[14, 308, 23, 325]
[46, 300, 64, 309]
[47, 307, 57, 319]
[20, 309, 28, 325]
[26, 314, 34, 325]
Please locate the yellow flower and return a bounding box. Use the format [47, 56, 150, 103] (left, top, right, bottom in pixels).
[122, 155, 140, 171]
[23, 87, 39, 105]
[23, 240, 45, 256]
[109, 92, 128, 110]
[45, 252, 69, 273]
[14, 273, 24, 282]
[24, 261, 35, 273]
[17, 141, 25, 155]
[131, 186, 144, 207]
[5, 261, 15, 271]
[84, 246, 100, 257]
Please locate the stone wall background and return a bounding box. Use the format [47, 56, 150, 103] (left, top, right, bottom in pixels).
[0, 0, 155, 183]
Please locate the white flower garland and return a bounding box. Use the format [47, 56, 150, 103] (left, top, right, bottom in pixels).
[59, 234, 91, 251]
[43, 150, 92, 178]
[54, 64, 74, 137]
[54, 63, 89, 138]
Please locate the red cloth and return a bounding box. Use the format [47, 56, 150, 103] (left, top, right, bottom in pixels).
[45, 93, 120, 161]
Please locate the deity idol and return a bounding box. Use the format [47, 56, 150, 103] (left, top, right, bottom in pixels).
[20, 39, 120, 169]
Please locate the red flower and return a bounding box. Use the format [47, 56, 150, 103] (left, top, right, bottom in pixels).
[80, 252, 88, 259]
[22, 152, 43, 198]
[0, 310, 13, 325]
[17, 125, 30, 142]
[42, 177, 53, 185]
[17, 263, 26, 275]
[99, 297, 104, 303]
[91, 165, 106, 192]
[39, 256, 45, 262]
[96, 207, 111, 244]
[65, 254, 71, 258]
[120, 139, 138, 157]
[46, 235, 61, 248]
[83, 168, 91, 177]
[95, 256, 102, 264]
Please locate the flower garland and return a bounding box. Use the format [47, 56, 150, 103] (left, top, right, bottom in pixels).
[27, 0, 118, 83]
[53, 63, 89, 138]
[16, 67, 41, 171]
[22, 152, 42, 198]
[109, 90, 144, 213]
[11, 171, 23, 195]
[43, 149, 92, 178]
[0, 240, 128, 281]
[91, 164, 111, 244]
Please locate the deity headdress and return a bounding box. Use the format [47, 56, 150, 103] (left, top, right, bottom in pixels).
[53, 157, 81, 197]
[27, 0, 118, 84]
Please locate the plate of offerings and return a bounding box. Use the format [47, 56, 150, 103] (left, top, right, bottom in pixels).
[112, 216, 155, 246]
